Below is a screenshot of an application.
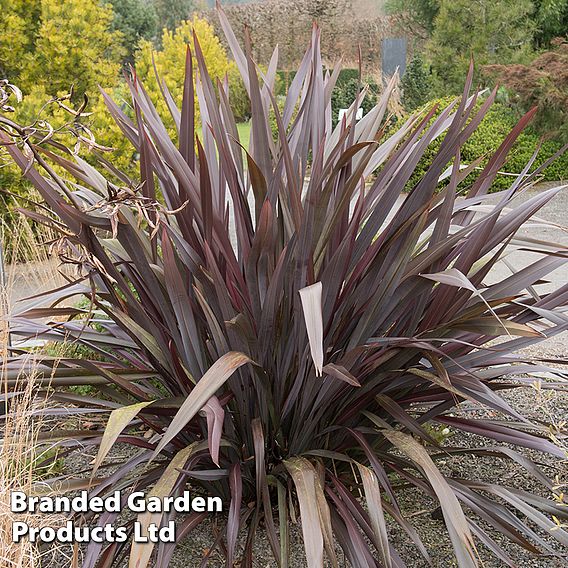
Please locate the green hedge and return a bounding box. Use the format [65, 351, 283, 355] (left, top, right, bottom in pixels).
[331, 77, 379, 126]
[403, 97, 568, 191]
[334, 68, 361, 87]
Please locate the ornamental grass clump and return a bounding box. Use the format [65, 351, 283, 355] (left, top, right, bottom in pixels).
[1, 8, 568, 567]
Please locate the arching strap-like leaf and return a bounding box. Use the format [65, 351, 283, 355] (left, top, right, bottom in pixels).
[276, 479, 290, 568]
[284, 457, 325, 568]
[226, 463, 242, 567]
[314, 472, 339, 568]
[448, 317, 542, 337]
[92, 401, 154, 478]
[251, 419, 280, 560]
[356, 464, 392, 568]
[420, 268, 510, 336]
[322, 364, 360, 387]
[383, 430, 479, 567]
[299, 283, 324, 376]
[199, 396, 224, 467]
[153, 352, 251, 457]
[129, 443, 198, 568]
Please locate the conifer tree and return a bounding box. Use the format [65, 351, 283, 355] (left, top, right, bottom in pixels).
[401, 54, 431, 110]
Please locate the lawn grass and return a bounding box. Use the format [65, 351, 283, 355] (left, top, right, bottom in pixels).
[197, 121, 251, 151]
[236, 121, 251, 149]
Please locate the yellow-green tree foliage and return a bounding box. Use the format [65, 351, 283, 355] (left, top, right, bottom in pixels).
[1, 6, 237, 193]
[92, 16, 238, 175]
[0, 0, 40, 82]
[136, 16, 235, 134]
[25, 0, 123, 99]
[0, 0, 127, 198]
[1, 0, 123, 100]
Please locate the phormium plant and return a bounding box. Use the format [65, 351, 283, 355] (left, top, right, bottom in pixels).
[1, 8, 568, 567]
